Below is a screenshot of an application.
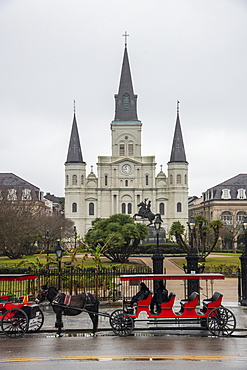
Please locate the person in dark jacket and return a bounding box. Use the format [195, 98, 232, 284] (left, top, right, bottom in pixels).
[150, 280, 168, 314]
[130, 282, 151, 306]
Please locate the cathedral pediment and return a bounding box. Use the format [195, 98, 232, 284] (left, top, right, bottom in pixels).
[111, 157, 142, 166]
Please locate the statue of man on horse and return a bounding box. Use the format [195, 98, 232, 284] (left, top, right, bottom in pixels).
[133, 198, 161, 226]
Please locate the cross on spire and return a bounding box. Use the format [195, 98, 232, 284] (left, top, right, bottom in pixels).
[122, 31, 129, 47]
[176, 140, 182, 152]
[177, 100, 180, 114]
[74, 100, 76, 114]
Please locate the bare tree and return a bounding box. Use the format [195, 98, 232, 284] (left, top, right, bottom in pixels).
[0, 201, 74, 259]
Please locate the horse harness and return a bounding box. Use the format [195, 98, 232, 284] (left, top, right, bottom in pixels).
[52, 292, 94, 315]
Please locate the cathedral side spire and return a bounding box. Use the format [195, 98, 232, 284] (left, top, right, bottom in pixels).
[65, 112, 84, 164]
[114, 37, 138, 121]
[169, 101, 187, 163]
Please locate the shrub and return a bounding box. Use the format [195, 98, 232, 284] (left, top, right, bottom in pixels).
[204, 264, 239, 276]
[133, 243, 185, 255]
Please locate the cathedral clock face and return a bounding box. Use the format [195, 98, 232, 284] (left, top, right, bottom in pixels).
[122, 164, 131, 174]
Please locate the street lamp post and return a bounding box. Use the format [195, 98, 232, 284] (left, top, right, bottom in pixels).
[186, 218, 200, 298]
[55, 240, 63, 291]
[151, 214, 164, 293]
[240, 217, 247, 306]
[74, 226, 77, 250]
[45, 230, 50, 262]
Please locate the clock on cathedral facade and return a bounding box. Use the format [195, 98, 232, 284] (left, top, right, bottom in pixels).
[64, 43, 188, 237]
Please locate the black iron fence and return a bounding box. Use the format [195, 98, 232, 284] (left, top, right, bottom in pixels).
[0, 265, 152, 301]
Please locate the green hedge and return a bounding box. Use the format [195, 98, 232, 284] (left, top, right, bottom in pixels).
[0, 266, 33, 274]
[134, 243, 186, 255]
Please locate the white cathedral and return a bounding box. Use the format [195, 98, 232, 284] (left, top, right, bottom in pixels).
[64, 44, 189, 237]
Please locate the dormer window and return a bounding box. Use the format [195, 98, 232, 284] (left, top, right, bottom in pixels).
[221, 189, 231, 199]
[22, 189, 32, 200]
[237, 188, 246, 199]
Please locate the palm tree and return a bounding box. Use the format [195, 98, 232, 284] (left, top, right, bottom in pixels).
[170, 217, 223, 260]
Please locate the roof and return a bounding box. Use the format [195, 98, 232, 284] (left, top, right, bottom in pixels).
[169, 111, 187, 163]
[65, 113, 84, 164]
[203, 174, 247, 200]
[0, 173, 39, 190]
[0, 173, 40, 201]
[113, 46, 138, 121]
[44, 193, 64, 205]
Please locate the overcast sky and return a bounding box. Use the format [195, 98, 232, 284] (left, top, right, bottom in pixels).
[1, 0, 247, 198]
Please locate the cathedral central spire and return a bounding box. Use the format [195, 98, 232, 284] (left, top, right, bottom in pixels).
[114, 39, 138, 121]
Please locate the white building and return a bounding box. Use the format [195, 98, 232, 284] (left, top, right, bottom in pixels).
[65, 44, 189, 236]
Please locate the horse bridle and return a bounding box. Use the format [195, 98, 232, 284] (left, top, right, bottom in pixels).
[36, 286, 48, 303]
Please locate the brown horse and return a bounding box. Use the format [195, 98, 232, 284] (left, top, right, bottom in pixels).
[36, 284, 99, 337]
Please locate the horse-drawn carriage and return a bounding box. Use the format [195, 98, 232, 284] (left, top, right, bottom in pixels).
[109, 273, 236, 337]
[0, 274, 44, 338]
[35, 273, 236, 338]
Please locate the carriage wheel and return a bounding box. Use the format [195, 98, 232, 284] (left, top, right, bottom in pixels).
[207, 306, 236, 337]
[1, 308, 29, 338]
[110, 309, 134, 336]
[28, 308, 44, 332]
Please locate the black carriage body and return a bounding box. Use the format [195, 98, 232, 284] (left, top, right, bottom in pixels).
[21, 304, 41, 319]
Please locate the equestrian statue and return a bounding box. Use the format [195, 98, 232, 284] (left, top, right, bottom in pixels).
[133, 198, 161, 226]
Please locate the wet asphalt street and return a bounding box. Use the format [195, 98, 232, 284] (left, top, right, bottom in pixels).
[1, 257, 247, 369]
[1, 333, 247, 370]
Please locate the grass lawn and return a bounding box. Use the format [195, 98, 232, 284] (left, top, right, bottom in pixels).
[0, 254, 141, 269]
[171, 255, 240, 270]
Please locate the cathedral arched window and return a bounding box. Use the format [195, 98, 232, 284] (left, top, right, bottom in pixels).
[159, 203, 164, 215]
[177, 174, 181, 184]
[125, 180, 128, 186]
[123, 93, 130, 110]
[89, 202, 94, 215]
[119, 144, 125, 156]
[170, 175, 173, 184]
[66, 175, 69, 185]
[81, 175, 84, 185]
[128, 203, 132, 214]
[177, 202, 182, 212]
[184, 174, 187, 185]
[128, 143, 133, 156]
[72, 175, 77, 185]
[122, 203, 126, 214]
[146, 175, 149, 186]
[72, 203, 77, 213]
[105, 175, 108, 186]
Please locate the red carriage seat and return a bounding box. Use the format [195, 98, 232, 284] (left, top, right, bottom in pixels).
[201, 291, 223, 313]
[160, 292, 176, 310]
[136, 293, 153, 316]
[179, 292, 199, 314]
